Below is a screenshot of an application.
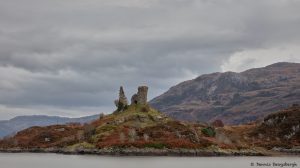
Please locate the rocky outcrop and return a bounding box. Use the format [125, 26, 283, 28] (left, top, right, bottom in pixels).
[249, 105, 300, 149]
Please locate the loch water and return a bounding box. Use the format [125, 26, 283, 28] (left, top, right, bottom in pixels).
[0, 153, 299, 168]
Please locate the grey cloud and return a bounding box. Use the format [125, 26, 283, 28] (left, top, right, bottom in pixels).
[0, 0, 300, 118]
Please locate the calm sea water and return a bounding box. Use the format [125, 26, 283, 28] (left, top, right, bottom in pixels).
[0, 153, 299, 168]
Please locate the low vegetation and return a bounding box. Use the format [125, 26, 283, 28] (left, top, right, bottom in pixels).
[0, 104, 299, 155]
[201, 127, 216, 137]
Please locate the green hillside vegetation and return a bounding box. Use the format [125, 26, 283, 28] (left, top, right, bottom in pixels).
[50, 103, 225, 151]
[1, 104, 299, 156]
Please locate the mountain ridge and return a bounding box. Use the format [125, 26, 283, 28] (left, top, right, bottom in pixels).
[150, 62, 300, 124]
[0, 114, 100, 138]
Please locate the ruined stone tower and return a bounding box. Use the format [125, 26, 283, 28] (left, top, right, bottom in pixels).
[137, 86, 148, 104]
[131, 86, 148, 105]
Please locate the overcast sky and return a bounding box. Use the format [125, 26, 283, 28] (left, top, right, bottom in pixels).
[0, 0, 300, 119]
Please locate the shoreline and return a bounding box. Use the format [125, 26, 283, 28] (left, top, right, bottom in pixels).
[0, 147, 272, 157]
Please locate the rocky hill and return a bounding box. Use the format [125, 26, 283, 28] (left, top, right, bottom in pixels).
[0, 115, 99, 138]
[150, 62, 300, 124]
[0, 87, 209, 149]
[0, 86, 299, 155]
[0, 103, 216, 151]
[1, 105, 299, 156]
[0, 86, 266, 156]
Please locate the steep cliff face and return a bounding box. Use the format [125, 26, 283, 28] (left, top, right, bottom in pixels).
[150, 62, 300, 124]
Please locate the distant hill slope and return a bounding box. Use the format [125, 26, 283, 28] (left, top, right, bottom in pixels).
[0, 115, 99, 138]
[150, 62, 300, 124]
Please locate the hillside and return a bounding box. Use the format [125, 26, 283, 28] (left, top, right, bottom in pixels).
[0, 115, 99, 138]
[0, 86, 299, 156]
[0, 105, 213, 150]
[1, 104, 299, 155]
[150, 62, 300, 124]
[248, 104, 300, 149]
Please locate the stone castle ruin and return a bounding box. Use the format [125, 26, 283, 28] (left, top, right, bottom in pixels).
[131, 86, 148, 105]
[114, 86, 148, 112]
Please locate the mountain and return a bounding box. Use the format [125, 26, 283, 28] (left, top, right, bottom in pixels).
[0, 115, 99, 138]
[150, 62, 300, 124]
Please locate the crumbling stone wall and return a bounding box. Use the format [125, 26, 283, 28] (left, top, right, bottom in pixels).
[131, 86, 148, 105]
[131, 94, 138, 105]
[137, 86, 148, 105]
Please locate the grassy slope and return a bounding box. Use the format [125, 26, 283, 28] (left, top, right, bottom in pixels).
[0, 104, 298, 152]
[0, 104, 225, 150]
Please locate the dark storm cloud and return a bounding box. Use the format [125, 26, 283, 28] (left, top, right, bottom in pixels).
[0, 0, 300, 119]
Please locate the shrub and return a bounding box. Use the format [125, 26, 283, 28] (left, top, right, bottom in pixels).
[201, 127, 216, 137]
[144, 143, 166, 149]
[165, 139, 198, 149]
[99, 113, 105, 120]
[116, 101, 128, 112]
[96, 125, 117, 133]
[117, 101, 125, 112]
[83, 124, 96, 140]
[141, 105, 150, 112]
[76, 130, 85, 141]
[69, 142, 95, 150]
